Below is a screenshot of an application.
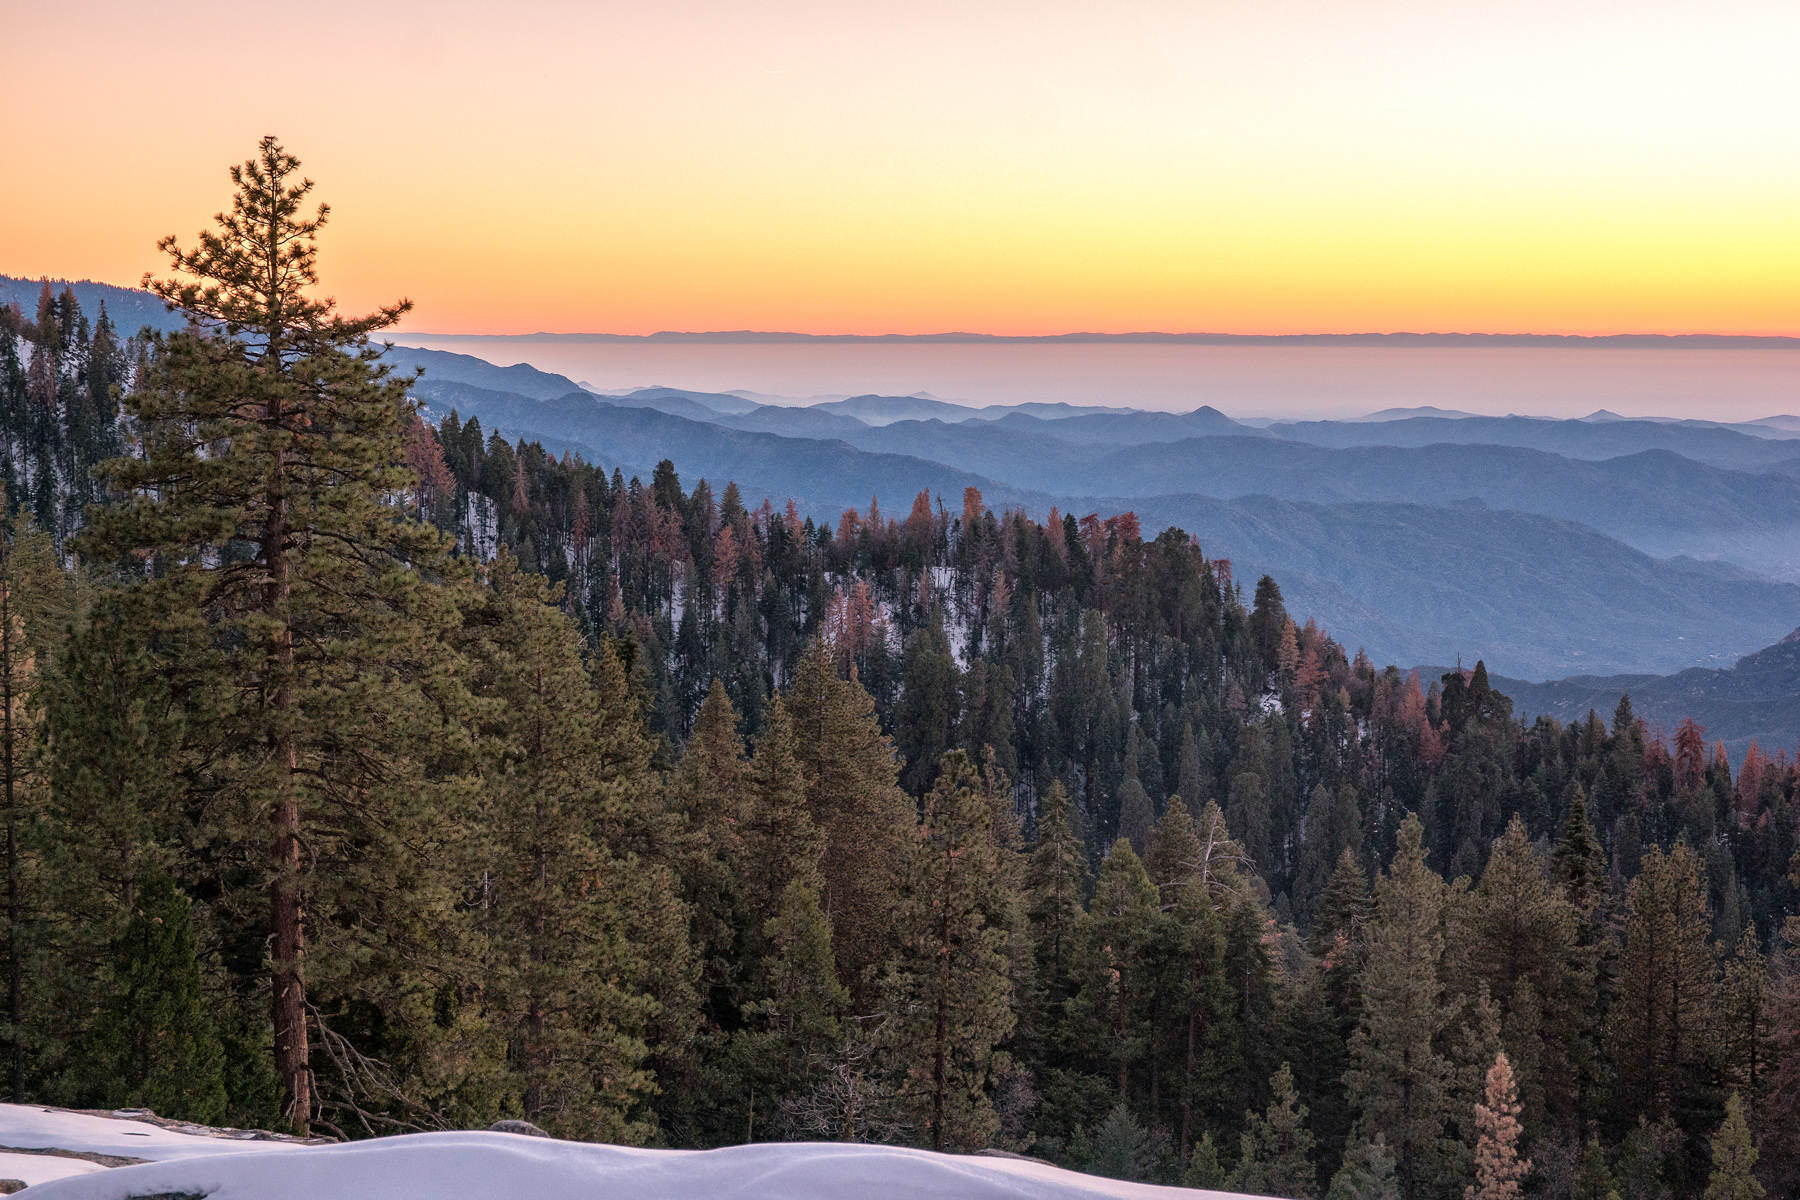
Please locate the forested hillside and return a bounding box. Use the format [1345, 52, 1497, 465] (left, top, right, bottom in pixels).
[388, 345, 1800, 678]
[4, 144, 1800, 1200]
[0, 283, 138, 548]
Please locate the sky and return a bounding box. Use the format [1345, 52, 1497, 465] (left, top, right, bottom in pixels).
[5, 1, 1798, 337]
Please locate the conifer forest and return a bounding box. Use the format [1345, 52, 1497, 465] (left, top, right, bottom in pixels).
[3, 141, 1798, 1200]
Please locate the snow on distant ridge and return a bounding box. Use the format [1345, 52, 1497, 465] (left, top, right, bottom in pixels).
[19, 1129, 1266, 1200]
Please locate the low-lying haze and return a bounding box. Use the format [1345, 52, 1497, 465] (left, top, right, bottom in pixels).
[385, 337, 1798, 422]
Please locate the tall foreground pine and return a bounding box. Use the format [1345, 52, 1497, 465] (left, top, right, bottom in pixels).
[80, 138, 466, 1131]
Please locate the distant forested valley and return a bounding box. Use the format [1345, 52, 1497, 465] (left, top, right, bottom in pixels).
[3, 200, 1800, 1200]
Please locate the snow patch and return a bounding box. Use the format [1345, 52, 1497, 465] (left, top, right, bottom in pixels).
[18, 1131, 1270, 1200]
[0, 1105, 297, 1163]
[0, 1153, 103, 1188]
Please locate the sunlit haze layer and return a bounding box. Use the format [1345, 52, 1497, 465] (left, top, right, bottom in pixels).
[388, 337, 1799, 423]
[5, 1, 1798, 337]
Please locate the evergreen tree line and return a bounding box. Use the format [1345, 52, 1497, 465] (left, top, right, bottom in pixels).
[1, 140, 1797, 1200]
[0, 282, 139, 549]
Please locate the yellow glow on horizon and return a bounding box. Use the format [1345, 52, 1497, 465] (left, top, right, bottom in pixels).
[3, 0, 1796, 336]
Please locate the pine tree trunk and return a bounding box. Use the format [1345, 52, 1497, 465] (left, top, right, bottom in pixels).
[271, 727, 307, 1129]
[265, 373, 310, 1133]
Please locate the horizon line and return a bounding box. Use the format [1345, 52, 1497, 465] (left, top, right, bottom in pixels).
[389, 329, 1800, 348]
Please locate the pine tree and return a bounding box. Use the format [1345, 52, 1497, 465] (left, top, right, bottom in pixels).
[1572, 1135, 1617, 1200]
[1296, 784, 1361, 924]
[1717, 928, 1771, 1122]
[1329, 1135, 1401, 1200]
[1311, 848, 1371, 961]
[665, 678, 748, 1026]
[36, 583, 197, 1111]
[1305, 846, 1369, 1174]
[1177, 722, 1209, 817]
[1074, 840, 1161, 1098]
[736, 879, 848, 1138]
[1023, 779, 1089, 1059]
[1229, 1062, 1318, 1199]
[1145, 815, 1236, 1155]
[1456, 815, 1584, 1127]
[1763, 855, 1800, 1197]
[1464, 1052, 1529, 1200]
[460, 553, 670, 1141]
[740, 696, 823, 938]
[1146, 800, 1205, 893]
[0, 510, 63, 1100]
[1347, 814, 1461, 1200]
[1229, 771, 1272, 875]
[1703, 1092, 1763, 1200]
[883, 750, 1019, 1151]
[894, 612, 961, 795]
[1116, 730, 1154, 858]
[1617, 1114, 1681, 1200]
[1091, 1101, 1151, 1182]
[1552, 785, 1606, 917]
[80, 137, 470, 1131]
[1608, 842, 1716, 1131]
[784, 639, 915, 1006]
[1249, 575, 1290, 676]
[1184, 1129, 1227, 1189]
[88, 874, 228, 1124]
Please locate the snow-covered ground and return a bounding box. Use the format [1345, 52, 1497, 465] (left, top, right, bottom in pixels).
[2, 1105, 1270, 1199]
[0, 1105, 301, 1162]
[0, 1154, 104, 1190]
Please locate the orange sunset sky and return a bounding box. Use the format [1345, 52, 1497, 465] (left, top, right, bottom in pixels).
[5, 0, 1797, 337]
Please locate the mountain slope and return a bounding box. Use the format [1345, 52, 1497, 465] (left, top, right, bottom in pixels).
[399, 356, 1800, 680]
[1099, 440, 1800, 579]
[411, 380, 1045, 517]
[1124, 494, 1800, 679]
[804, 426, 1800, 579]
[1492, 629, 1800, 761]
[604, 386, 764, 415]
[0, 274, 185, 334]
[1265, 413, 1799, 471]
[384, 346, 585, 401]
[987, 405, 1265, 444]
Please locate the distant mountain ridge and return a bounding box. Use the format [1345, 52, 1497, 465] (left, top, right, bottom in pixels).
[397, 329, 1800, 348]
[10, 274, 1798, 350]
[12, 277, 1797, 691]
[397, 346, 1800, 679]
[1124, 493, 1800, 679]
[1480, 629, 1800, 762]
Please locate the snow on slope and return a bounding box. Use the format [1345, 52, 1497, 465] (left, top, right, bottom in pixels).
[0, 1153, 104, 1189]
[6, 1111, 1273, 1200]
[0, 1105, 300, 1162]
